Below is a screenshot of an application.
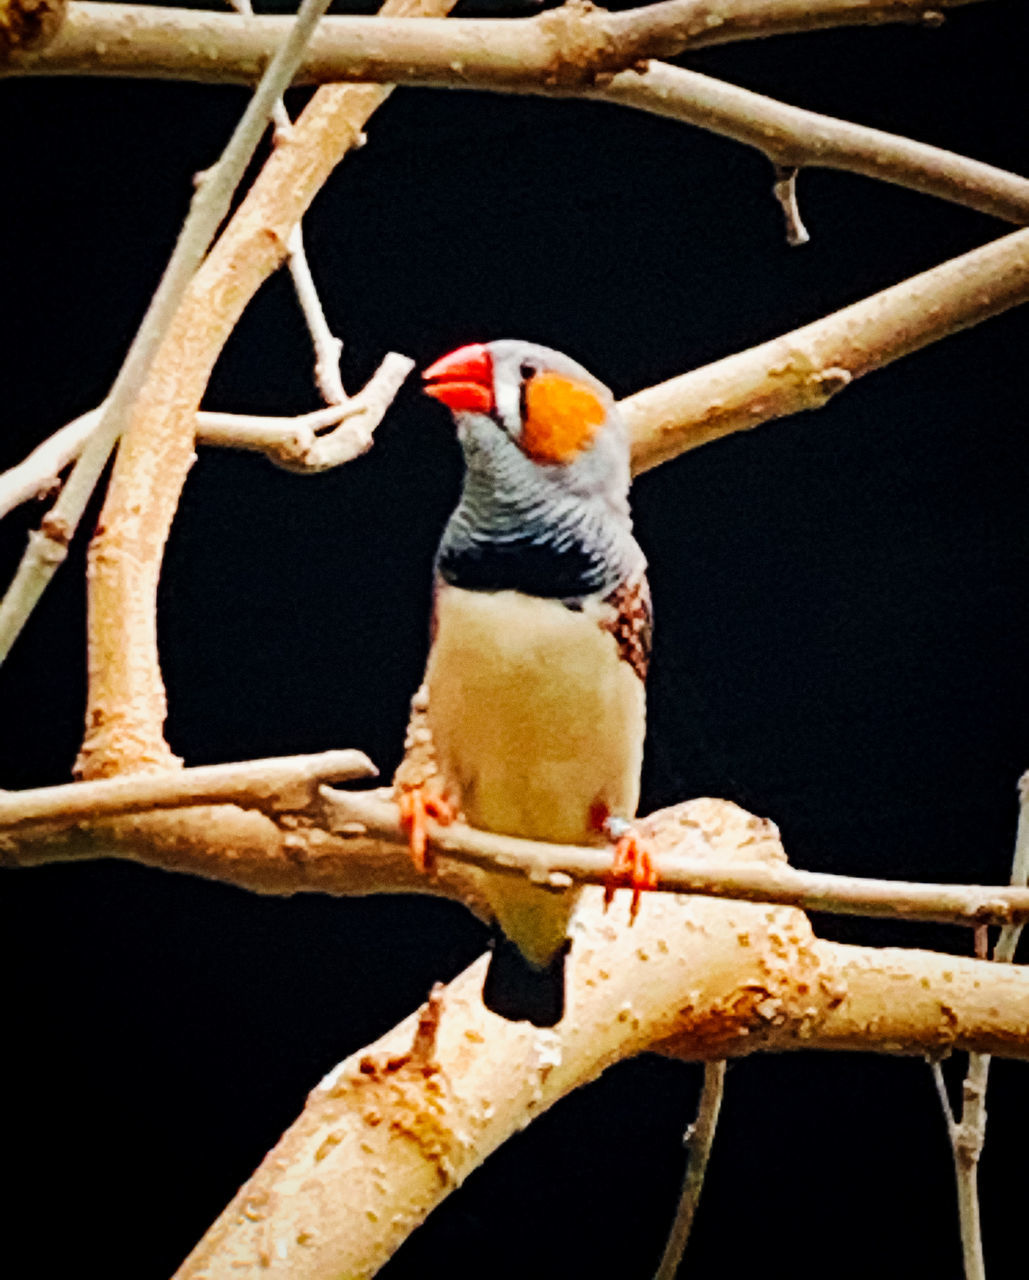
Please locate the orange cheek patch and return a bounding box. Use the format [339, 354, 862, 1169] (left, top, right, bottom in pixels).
[521, 372, 606, 464]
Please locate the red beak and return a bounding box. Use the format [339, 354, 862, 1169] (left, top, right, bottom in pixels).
[422, 343, 494, 414]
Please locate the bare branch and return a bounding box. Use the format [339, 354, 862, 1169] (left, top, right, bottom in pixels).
[170, 887, 1026, 1279]
[623, 226, 1029, 474]
[286, 223, 348, 406]
[653, 1060, 727, 1280]
[0, 405, 101, 519]
[12, 226, 1024, 523]
[772, 164, 810, 246]
[0, 368, 416, 521]
[13, 10, 1027, 227]
[591, 62, 1029, 226]
[0, 0, 65, 58]
[76, 0, 459, 780]
[12, 1, 991, 89]
[937, 773, 1029, 1280]
[227, 0, 349, 407]
[273, 351, 415, 471]
[0, 750, 374, 832]
[8, 775, 1029, 930]
[0, 0, 340, 669]
[319, 786, 1029, 928]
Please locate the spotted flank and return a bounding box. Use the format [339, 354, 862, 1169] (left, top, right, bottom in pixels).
[601, 573, 652, 682]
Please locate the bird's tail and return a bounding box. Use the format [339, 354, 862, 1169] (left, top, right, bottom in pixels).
[481, 931, 570, 1027]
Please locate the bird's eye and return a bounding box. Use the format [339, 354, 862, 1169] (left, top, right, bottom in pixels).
[519, 361, 535, 382]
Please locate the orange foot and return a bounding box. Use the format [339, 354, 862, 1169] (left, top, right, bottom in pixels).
[398, 786, 455, 873]
[603, 819, 658, 924]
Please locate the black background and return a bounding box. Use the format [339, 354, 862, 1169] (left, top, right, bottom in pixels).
[1, 1, 1027, 1276]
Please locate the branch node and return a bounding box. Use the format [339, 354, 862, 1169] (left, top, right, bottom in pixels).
[772, 164, 810, 247]
[0, 0, 66, 59]
[411, 983, 446, 1069]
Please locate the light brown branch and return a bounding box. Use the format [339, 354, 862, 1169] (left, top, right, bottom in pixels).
[623, 225, 1029, 473]
[226, 0, 350, 408]
[772, 164, 810, 246]
[76, 0, 459, 781]
[653, 1060, 726, 1280]
[938, 772, 1029, 1280]
[0, 0, 65, 57]
[12, 1, 990, 89]
[0, 0, 339, 669]
[11, 9, 1026, 227]
[0, 750, 374, 832]
[170, 882, 1026, 1279]
[590, 62, 1029, 226]
[318, 786, 1029, 928]
[9, 779, 1029, 930]
[0, 383, 415, 520]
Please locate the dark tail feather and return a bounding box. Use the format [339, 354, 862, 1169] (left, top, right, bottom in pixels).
[481, 932, 570, 1027]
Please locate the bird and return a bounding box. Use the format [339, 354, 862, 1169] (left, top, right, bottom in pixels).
[396, 338, 655, 1027]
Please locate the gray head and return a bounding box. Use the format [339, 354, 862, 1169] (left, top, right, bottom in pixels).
[424, 340, 642, 599]
[422, 339, 631, 515]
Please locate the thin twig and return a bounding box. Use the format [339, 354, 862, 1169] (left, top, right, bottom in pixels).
[654, 1060, 727, 1280]
[274, 351, 414, 471]
[14, 11, 1028, 226]
[938, 773, 1029, 1280]
[76, 0, 456, 780]
[319, 786, 1029, 929]
[931, 1059, 957, 1131]
[592, 62, 1029, 227]
[0, 0, 338, 666]
[772, 164, 810, 246]
[0, 394, 422, 520]
[625, 225, 1029, 474]
[228, 0, 348, 406]
[287, 222, 348, 405]
[11, 1, 993, 91]
[0, 750, 375, 831]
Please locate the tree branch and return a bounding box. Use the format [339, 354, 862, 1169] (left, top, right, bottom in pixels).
[7, 779, 1029, 931]
[11, 1, 991, 88]
[653, 1060, 727, 1280]
[936, 772, 1029, 1280]
[0, 0, 340, 669]
[12, 6, 1028, 227]
[169, 879, 1026, 1279]
[590, 63, 1029, 226]
[0, 0, 65, 58]
[0, 750, 374, 832]
[75, 0, 459, 781]
[322, 787, 1029, 928]
[624, 225, 1029, 473]
[0, 378, 416, 521]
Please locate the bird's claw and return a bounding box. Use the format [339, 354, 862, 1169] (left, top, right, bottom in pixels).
[399, 786, 455, 873]
[603, 826, 658, 923]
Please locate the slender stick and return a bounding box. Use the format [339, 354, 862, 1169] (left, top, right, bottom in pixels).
[10, 1, 992, 89]
[76, 0, 457, 780]
[938, 774, 1029, 1280]
[13, 10, 1028, 227]
[653, 1061, 727, 1280]
[319, 786, 1029, 929]
[591, 62, 1029, 227]
[624, 225, 1029, 474]
[0, 0, 338, 666]
[227, 0, 349, 407]
[0, 751, 374, 830]
[0, 397, 419, 520]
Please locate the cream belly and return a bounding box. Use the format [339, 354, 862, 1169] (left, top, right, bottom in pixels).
[426, 583, 645, 843]
[425, 583, 644, 967]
